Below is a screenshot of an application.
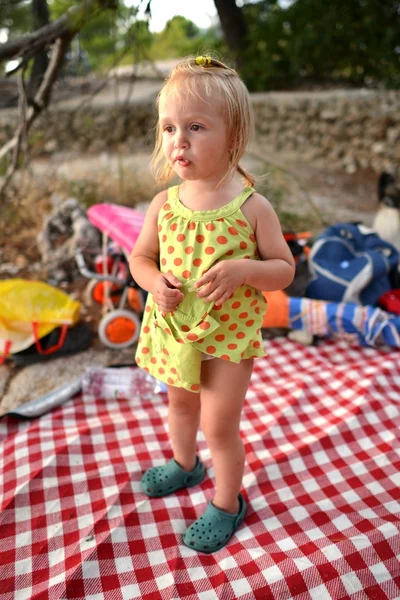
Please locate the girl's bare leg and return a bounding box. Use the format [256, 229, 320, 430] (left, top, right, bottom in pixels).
[167, 384, 201, 472]
[200, 358, 253, 514]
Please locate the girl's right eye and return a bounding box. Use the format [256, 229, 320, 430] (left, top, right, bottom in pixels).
[163, 126, 174, 133]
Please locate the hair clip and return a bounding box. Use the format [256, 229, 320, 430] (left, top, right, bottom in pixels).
[195, 56, 212, 67]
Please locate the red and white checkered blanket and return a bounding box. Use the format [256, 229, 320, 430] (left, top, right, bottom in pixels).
[1, 338, 400, 600]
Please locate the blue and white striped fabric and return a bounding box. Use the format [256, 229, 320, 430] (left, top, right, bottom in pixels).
[289, 296, 400, 347]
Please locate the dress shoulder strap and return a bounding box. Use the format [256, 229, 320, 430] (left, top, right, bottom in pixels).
[167, 185, 179, 205]
[229, 187, 256, 211]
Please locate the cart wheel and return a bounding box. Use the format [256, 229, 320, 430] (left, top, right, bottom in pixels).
[85, 279, 121, 306]
[98, 309, 140, 348]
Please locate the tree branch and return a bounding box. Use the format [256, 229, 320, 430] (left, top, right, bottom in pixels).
[0, 0, 114, 63]
[0, 36, 70, 197]
[0, 0, 118, 200]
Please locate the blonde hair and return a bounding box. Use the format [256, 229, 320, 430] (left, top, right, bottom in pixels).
[151, 55, 255, 187]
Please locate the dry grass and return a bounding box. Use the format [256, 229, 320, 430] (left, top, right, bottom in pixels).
[1, 182, 53, 267]
[62, 169, 161, 210]
[0, 167, 160, 268]
[248, 159, 325, 232]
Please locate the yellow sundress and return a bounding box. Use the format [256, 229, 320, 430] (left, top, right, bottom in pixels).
[135, 185, 267, 391]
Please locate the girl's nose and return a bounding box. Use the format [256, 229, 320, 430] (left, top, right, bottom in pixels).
[174, 131, 189, 149]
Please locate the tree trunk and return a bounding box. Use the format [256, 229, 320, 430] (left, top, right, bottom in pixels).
[213, 0, 247, 63]
[28, 0, 50, 99]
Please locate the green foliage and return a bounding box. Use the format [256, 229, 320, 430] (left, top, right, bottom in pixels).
[50, 0, 124, 71]
[0, 0, 32, 35]
[240, 0, 400, 90]
[241, 0, 295, 90]
[0, 156, 8, 177]
[0, 0, 32, 76]
[149, 16, 223, 60]
[286, 0, 400, 87]
[2, 0, 399, 90]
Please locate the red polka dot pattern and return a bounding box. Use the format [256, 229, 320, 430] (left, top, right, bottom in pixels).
[135, 185, 267, 392]
[236, 219, 247, 227]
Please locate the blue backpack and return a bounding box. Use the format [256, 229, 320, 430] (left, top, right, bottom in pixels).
[306, 223, 399, 306]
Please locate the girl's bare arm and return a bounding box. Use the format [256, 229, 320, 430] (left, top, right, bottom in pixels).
[128, 190, 166, 294]
[129, 190, 183, 309]
[240, 193, 295, 291]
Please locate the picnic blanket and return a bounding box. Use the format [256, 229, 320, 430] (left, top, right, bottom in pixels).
[1, 338, 400, 600]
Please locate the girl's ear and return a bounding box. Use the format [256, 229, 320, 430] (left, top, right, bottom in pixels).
[228, 134, 236, 152]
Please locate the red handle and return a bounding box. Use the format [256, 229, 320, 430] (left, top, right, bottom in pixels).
[0, 340, 12, 365]
[32, 322, 68, 355]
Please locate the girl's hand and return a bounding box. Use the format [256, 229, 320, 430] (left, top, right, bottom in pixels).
[153, 272, 183, 312]
[194, 260, 246, 305]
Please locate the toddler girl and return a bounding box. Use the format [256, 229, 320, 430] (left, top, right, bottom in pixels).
[129, 55, 295, 553]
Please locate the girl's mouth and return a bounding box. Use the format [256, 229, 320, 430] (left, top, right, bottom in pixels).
[175, 157, 191, 167]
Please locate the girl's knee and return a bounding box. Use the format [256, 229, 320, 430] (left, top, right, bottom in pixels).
[168, 387, 200, 415]
[201, 422, 241, 448]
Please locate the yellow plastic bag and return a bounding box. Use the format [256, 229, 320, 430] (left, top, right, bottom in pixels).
[0, 279, 80, 361]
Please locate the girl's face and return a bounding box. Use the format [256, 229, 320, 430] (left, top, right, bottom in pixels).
[159, 89, 231, 184]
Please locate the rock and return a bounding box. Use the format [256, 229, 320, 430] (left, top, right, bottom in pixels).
[37, 196, 101, 280]
[321, 110, 339, 121]
[44, 140, 58, 153]
[372, 142, 385, 155]
[0, 263, 21, 275]
[387, 127, 400, 144]
[344, 160, 358, 174]
[15, 254, 28, 269]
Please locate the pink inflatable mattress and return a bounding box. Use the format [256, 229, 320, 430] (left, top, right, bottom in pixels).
[88, 203, 145, 253]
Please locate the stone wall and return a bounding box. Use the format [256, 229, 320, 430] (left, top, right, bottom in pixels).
[1, 88, 399, 174]
[252, 89, 400, 174]
[0, 101, 156, 157]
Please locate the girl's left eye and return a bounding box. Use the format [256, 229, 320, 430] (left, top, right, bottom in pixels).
[190, 124, 203, 131]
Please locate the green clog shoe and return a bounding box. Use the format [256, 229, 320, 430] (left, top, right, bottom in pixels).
[141, 456, 205, 497]
[183, 493, 246, 553]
